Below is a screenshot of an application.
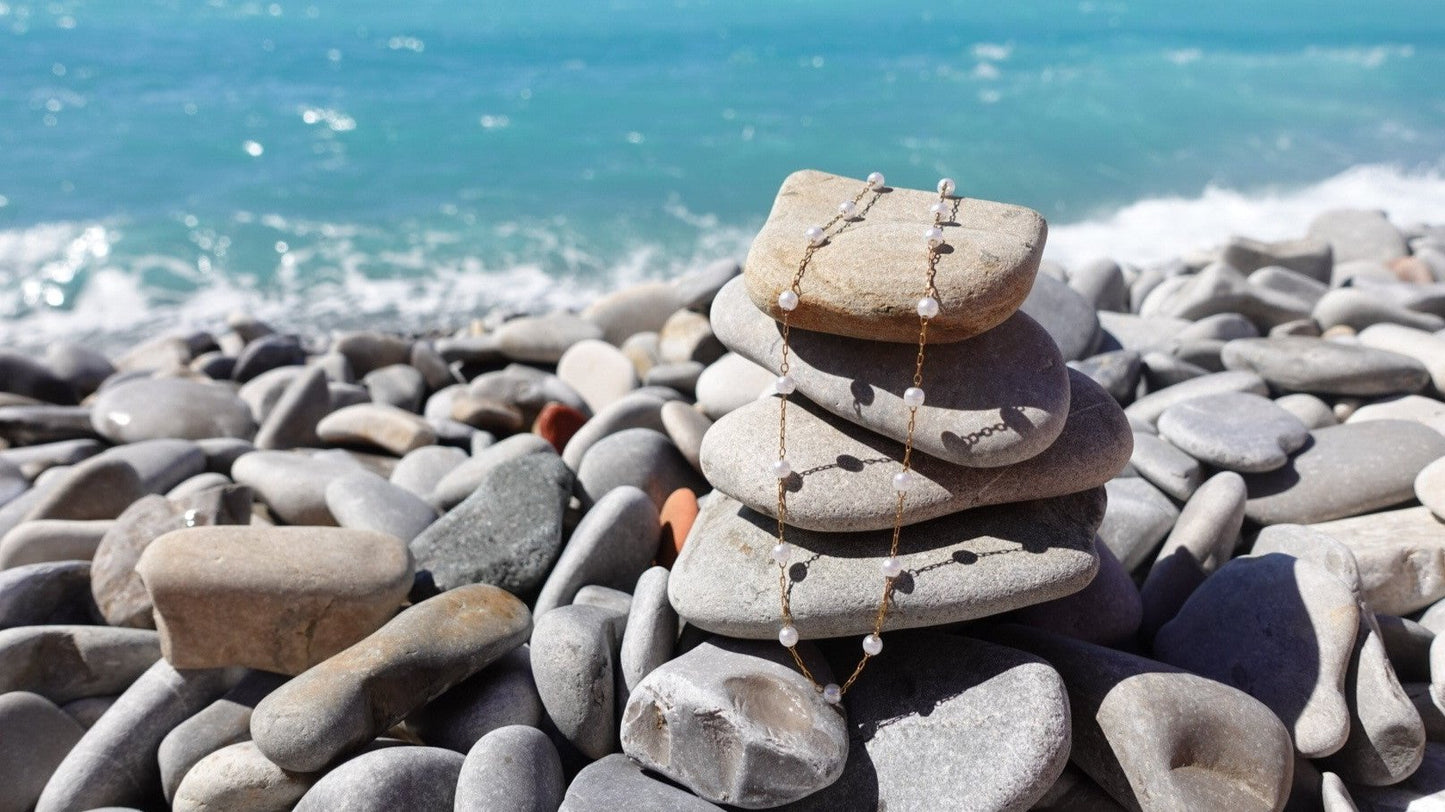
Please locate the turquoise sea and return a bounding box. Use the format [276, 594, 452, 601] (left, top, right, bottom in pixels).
[2, 0, 1444, 348]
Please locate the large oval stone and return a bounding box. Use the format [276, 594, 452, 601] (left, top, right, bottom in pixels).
[669, 489, 1102, 639]
[1221, 336, 1430, 396]
[92, 377, 255, 443]
[711, 276, 1070, 467]
[742, 170, 1046, 344]
[136, 526, 413, 674]
[701, 369, 1129, 532]
[249, 584, 531, 773]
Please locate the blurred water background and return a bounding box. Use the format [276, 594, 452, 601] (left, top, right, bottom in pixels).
[2, 0, 1443, 349]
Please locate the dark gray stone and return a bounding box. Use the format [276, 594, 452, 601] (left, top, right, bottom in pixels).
[0, 561, 99, 629]
[1222, 336, 1430, 396]
[411, 453, 572, 596]
[534, 486, 659, 617]
[0, 350, 77, 404]
[232, 334, 305, 383]
[1097, 477, 1179, 572]
[407, 645, 542, 753]
[560, 753, 722, 811]
[0, 625, 161, 703]
[1070, 350, 1142, 404]
[0, 691, 87, 812]
[1019, 270, 1103, 361]
[0, 405, 98, 445]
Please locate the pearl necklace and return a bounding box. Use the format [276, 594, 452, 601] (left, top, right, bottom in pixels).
[771, 172, 955, 704]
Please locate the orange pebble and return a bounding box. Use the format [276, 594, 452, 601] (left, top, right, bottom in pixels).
[532, 402, 588, 453]
[657, 487, 699, 568]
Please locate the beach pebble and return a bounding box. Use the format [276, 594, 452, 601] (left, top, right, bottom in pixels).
[1096, 476, 1180, 572]
[35, 660, 231, 812]
[252, 365, 330, 450]
[1222, 236, 1333, 282]
[1156, 391, 1309, 472]
[44, 342, 114, 399]
[495, 313, 604, 363]
[450, 392, 525, 433]
[1068, 257, 1129, 312]
[1069, 349, 1142, 404]
[998, 626, 1293, 812]
[1348, 394, 1445, 438]
[1274, 392, 1338, 429]
[316, 402, 436, 456]
[1140, 261, 1311, 329]
[1309, 507, 1445, 615]
[531, 602, 626, 759]
[1317, 614, 1426, 787]
[577, 427, 706, 511]
[1008, 540, 1141, 647]
[561, 753, 722, 811]
[27, 456, 146, 523]
[231, 449, 361, 525]
[93, 377, 254, 443]
[533, 402, 589, 452]
[411, 452, 572, 596]
[657, 487, 698, 567]
[0, 625, 160, 703]
[574, 585, 633, 613]
[712, 276, 1072, 466]
[0, 404, 99, 445]
[324, 471, 437, 541]
[556, 339, 640, 414]
[561, 390, 672, 470]
[137, 525, 413, 673]
[1314, 288, 1445, 333]
[1138, 472, 1247, 639]
[1242, 420, 1445, 525]
[467, 363, 589, 422]
[660, 401, 709, 473]
[250, 584, 530, 772]
[643, 360, 704, 395]
[165, 471, 233, 500]
[674, 258, 740, 311]
[389, 444, 466, 498]
[533, 486, 659, 617]
[91, 486, 251, 628]
[1221, 336, 1429, 396]
[0, 437, 102, 480]
[1123, 369, 1268, 425]
[1307, 208, 1409, 265]
[1128, 431, 1202, 500]
[701, 369, 1128, 532]
[455, 725, 564, 812]
[658, 309, 725, 365]
[292, 746, 463, 812]
[157, 671, 286, 802]
[406, 646, 542, 752]
[332, 331, 413, 377]
[1155, 554, 1359, 756]
[778, 633, 1069, 812]
[172, 740, 317, 812]
[669, 489, 1102, 639]
[1418, 457, 1445, 519]
[1347, 742, 1445, 809]
[1358, 323, 1445, 396]
[430, 433, 554, 509]
[744, 170, 1046, 344]
[582, 282, 686, 346]
[1140, 350, 1211, 390]
[620, 638, 845, 808]
[0, 561, 98, 629]
[620, 566, 678, 692]
[231, 334, 305, 383]
[0, 691, 86, 812]
[694, 353, 774, 419]
[1020, 270, 1103, 361]
[0, 350, 77, 404]
[362, 363, 426, 412]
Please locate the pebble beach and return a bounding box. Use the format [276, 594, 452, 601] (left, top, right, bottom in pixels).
[3, 167, 1445, 812]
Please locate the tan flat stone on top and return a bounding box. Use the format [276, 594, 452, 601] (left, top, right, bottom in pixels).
[743, 170, 1047, 344]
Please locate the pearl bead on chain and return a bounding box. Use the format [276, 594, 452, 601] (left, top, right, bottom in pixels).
[773, 174, 956, 707]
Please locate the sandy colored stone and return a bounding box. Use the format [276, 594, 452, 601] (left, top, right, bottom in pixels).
[137, 526, 413, 673]
[1309, 507, 1445, 616]
[701, 369, 1129, 532]
[173, 740, 318, 812]
[250, 584, 531, 773]
[317, 403, 436, 456]
[669, 489, 1102, 639]
[743, 170, 1046, 344]
[712, 275, 1071, 467]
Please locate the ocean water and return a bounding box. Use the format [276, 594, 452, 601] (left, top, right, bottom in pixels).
[2, 0, 1444, 350]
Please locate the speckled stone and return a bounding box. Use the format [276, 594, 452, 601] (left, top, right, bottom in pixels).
[743, 170, 1045, 344]
[172, 740, 319, 812]
[455, 726, 564, 812]
[250, 584, 531, 773]
[292, 746, 464, 812]
[620, 566, 679, 693]
[669, 489, 1103, 639]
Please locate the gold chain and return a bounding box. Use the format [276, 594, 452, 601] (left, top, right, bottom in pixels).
[772, 174, 953, 703]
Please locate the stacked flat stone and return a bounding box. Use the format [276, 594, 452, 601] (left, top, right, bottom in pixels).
[669, 170, 1132, 642]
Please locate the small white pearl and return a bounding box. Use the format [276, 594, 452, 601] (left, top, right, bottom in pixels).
[778, 624, 799, 648]
[805, 225, 826, 246]
[771, 458, 792, 479]
[902, 387, 925, 408]
[880, 556, 903, 578]
[822, 683, 842, 704]
[838, 199, 857, 218]
[774, 374, 796, 395]
[892, 470, 916, 493]
[771, 542, 792, 564]
[925, 225, 944, 248]
[917, 296, 940, 319]
[937, 177, 956, 196]
[777, 289, 799, 311]
[866, 171, 885, 189]
[862, 634, 883, 656]
[930, 200, 950, 220]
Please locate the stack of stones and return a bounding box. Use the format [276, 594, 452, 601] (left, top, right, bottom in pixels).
[2, 169, 1445, 811]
